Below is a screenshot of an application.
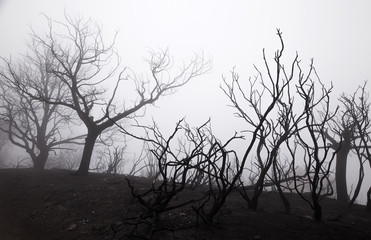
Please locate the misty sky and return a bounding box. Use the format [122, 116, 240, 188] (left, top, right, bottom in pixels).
[1, 0, 371, 134]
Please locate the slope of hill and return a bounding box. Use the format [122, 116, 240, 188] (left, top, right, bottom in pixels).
[0, 169, 370, 240]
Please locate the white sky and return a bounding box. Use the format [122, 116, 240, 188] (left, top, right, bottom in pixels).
[1, 0, 370, 131]
[1, 0, 371, 202]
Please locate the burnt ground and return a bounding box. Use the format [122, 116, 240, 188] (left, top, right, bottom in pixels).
[0, 169, 370, 240]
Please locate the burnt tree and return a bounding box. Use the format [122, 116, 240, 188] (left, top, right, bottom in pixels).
[291, 67, 339, 221]
[0, 42, 84, 170]
[223, 29, 305, 212]
[323, 82, 371, 205]
[12, 14, 210, 175]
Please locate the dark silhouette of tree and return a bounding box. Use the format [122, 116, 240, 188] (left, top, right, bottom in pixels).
[0, 119, 9, 167]
[0, 119, 8, 150]
[119, 117, 244, 225]
[192, 122, 242, 223]
[11, 14, 210, 175]
[290, 71, 339, 221]
[113, 119, 213, 236]
[223, 29, 305, 212]
[322, 82, 371, 205]
[339, 82, 370, 207]
[0, 42, 84, 170]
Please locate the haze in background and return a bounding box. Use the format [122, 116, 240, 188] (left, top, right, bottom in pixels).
[0, 0, 370, 203]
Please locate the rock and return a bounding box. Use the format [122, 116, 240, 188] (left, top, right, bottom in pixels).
[66, 223, 77, 231]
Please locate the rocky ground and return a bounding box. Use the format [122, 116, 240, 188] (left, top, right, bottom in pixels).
[0, 168, 370, 240]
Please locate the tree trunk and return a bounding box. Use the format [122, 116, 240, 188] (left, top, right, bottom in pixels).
[273, 160, 290, 214]
[249, 165, 272, 211]
[348, 160, 364, 208]
[76, 131, 99, 176]
[33, 158, 46, 170]
[335, 146, 351, 204]
[249, 195, 259, 211]
[205, 197, 227, 224]
[32, 150, 49, 170]
[277, 186, 291, 214]
[313, 201, 323, 221]
[367, 187, 371, 212]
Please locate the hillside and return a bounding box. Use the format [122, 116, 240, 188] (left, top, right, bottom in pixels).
[0, 169, 370, 240]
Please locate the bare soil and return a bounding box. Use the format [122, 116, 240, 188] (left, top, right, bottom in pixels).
[0, 168, 370, 240]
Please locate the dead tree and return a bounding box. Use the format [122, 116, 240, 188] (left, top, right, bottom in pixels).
[117, 116, 245, 226]
[93, 144, 126, 174]
[47, 146, 82, 170]
[113, 119, 213, 237]
[140, 145, 160, 181]
[320, 82, 371, 205]
[11, 14, 210, 176]
[339, 82, 371, 207]
[270, 155, 306, 194]
[290, 68, 340, 222]
[194, 130, 243, 224]
[0, 43, 84, 170]
[349, 140, 367, 207]
[222, 29, 306, 212]
[0, 119, 8, 150]
[340, 82, 371, 209]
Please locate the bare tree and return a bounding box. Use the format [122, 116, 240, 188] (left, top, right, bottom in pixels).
[119, 118, 245, 227]
[0, 42, 84, 170]
[106, 145, 125, 175]
[140, 144, 160, 181]
[11, 14, 211, 175]
[192, 124, 242, 224]
[191, 29, 306, 222]
[341, 83, 371, 207]
[320, 82, 371, 205]
[222, 29, 305, 212]
[47, 146, 82, 170]
[339, 82, 370, 207]
[290, 69, 339, 221]
[0, 119, 9, 167]
[0, 119, 8, 150]
[92, 144, 126, 174]
[4, 156, 33, 169]
[270, 155, 305, 195]
[114, 119, 211, 238]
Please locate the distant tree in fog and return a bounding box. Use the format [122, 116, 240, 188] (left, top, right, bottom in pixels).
[0, 119, 8, 149]
[11, 14, 211, 176]
[338, 83, 370, 207]
[0, 120, 8, 167]
[47, 146, 82, 170]
[321, 82, 371, 206]
[0, 42, 85, 170]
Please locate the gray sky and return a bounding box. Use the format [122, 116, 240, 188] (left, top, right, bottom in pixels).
[1, 1, 371, 198]
[1, 0, 370, 134]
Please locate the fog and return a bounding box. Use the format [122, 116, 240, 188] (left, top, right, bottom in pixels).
[0, 0, 370, 204]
